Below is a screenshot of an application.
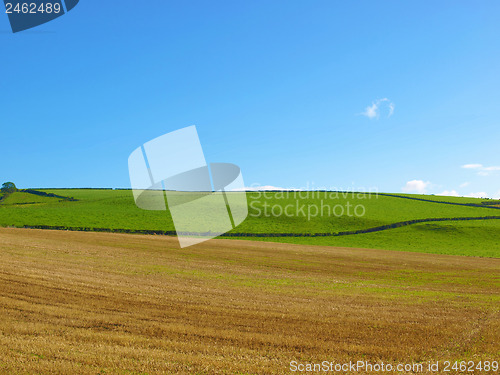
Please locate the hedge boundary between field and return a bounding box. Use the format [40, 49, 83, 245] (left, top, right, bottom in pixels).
[21, 189, 78, 201]
[6, 215, 500, 238]
[0, 190, 78, 204]
[378, 193, 500, 210]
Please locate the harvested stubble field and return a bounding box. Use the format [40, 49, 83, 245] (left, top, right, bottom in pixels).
[0, 228, 498, 374]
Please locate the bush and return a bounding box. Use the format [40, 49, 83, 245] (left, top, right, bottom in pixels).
[1, 182, 17, 194]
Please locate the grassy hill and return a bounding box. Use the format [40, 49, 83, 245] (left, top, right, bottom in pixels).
[241, 220, 500, 258]
[0, 189, 499, 257]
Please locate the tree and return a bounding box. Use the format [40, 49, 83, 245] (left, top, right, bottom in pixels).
[1, 182, 17, 193]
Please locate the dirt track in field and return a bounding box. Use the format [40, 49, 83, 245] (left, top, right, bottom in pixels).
[0, 228, 498, 374]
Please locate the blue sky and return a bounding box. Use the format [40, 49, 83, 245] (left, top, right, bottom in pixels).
[1, 0, 499, 197]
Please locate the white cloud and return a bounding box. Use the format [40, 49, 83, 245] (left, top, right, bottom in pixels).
[388, 102, 395, 117]
[362, 103, 378, 119]
[459, 182, 470, 188]
[402, 180, 430, 194]
[465, 192, 489, 199]
[462, 163, 500, 176]
[462, 164, 483, 169]
[438, 190, 459, 197]
[361, 98, 394, 119]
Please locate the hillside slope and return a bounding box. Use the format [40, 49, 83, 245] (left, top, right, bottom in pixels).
[0, 189, 499, 257]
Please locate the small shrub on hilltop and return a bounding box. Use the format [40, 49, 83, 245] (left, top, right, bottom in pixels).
[1, 182, 17, 194]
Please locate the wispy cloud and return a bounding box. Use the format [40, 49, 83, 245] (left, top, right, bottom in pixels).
[462, 164, 483, 169]
[388, 101, 395, 117]
[402, 180, 430, 194]
[437, 189, 495, 199]
[459, 182, 470, 188]
[461, 163, 500, 176]
[360, 98, 394, 119]
[465, 192, 489, 199]
[438, 190, 459, 197]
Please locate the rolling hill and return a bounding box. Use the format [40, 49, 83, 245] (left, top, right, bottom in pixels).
[0, 189, 499, 257]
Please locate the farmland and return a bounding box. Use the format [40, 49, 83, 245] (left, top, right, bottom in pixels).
[0, 228, 498, 374]
[0, 189, 499, 257]
[241, 219, 500, 258]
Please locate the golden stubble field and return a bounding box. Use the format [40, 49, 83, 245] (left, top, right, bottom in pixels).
[0, 228, 498, 374]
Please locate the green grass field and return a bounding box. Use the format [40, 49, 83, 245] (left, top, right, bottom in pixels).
[0, 189, 499, 257]
[237, 220, 500, 258]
